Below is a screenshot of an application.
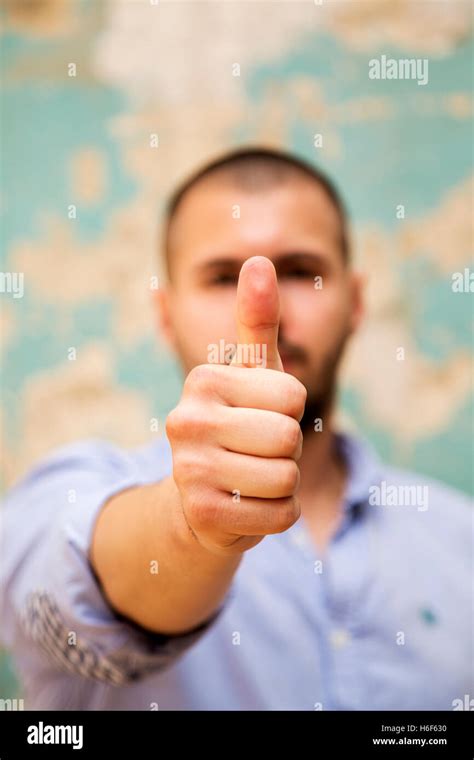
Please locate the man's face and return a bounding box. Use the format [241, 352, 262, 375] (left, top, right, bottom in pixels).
[156, 173, 363, 417]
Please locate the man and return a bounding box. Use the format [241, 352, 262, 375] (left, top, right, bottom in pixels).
[1, 147, 472, 710]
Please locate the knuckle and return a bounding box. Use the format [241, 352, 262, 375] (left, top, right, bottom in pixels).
[173, 452, 204, 487]
[279, 459, 300, 495]
[167, 401, 217, 443]
[186, 492, 219, 532]
[283, 377, 307, 419]
[281, 418, 302, 456]
[274, 496, 301, 533]
[183, 364, 217, 396]
[165, 407, 186, 440]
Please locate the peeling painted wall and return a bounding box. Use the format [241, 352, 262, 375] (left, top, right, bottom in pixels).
[1, 0, 472, 696]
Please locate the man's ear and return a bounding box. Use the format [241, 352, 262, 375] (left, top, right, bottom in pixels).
[348, 270, 366, 335]
[152, 286, 177, 352]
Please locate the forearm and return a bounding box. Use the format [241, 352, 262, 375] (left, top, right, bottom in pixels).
[90, 475, 241, 635]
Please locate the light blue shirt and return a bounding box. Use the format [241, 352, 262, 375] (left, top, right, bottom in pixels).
[1, 432, 472, 710]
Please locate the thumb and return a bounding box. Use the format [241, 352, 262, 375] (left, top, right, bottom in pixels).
[230, 256, 284, 371]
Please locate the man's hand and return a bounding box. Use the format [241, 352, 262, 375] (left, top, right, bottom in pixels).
[166, 256, 307, 556]
[92, 256, 307, 633]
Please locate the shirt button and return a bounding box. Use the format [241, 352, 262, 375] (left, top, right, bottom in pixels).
[330, 628, 351, 649]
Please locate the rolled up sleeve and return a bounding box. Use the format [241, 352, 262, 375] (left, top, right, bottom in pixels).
[0, 440, 225, 686]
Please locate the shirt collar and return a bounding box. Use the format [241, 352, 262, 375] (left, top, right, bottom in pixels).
[334, 430, 382, 513]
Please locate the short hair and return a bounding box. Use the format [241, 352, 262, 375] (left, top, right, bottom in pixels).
[162, 146, 350, 276]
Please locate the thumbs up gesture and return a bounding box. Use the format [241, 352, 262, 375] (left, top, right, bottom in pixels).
[230, 256, 284, 371]
[166, 256, 307, 556]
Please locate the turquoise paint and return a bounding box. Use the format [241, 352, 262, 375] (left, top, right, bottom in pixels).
[2, 86, 136, 248]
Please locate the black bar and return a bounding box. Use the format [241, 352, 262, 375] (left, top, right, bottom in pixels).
[0, 710, 473, 757]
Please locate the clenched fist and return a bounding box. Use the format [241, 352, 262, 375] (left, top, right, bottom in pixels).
[166, 256, 307, 556]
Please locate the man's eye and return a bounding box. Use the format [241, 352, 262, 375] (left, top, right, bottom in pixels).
[284, 269, 315, 279]
[210, 274, 237, 285]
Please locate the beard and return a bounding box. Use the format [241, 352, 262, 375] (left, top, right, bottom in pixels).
[287, 332, 349, 435]
[299, 384, 336, 434]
